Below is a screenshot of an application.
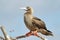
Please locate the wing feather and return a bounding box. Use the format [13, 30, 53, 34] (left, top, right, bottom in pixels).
[32, 17, 47, 30]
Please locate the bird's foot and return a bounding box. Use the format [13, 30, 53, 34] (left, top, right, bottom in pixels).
[26, 31, 32, 37]
[26, 31, 39, 37]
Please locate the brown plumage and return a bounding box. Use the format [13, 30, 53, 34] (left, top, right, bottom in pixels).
[21, 6, 53, 36]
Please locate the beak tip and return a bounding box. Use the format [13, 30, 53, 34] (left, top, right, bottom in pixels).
[20, 7, 26, 10]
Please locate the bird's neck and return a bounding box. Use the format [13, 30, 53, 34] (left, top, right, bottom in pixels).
[24, 12, 33, 19]
[24, 13, 33, 25]
[24, 10, 33, 20]
[24, 13, 33, 18]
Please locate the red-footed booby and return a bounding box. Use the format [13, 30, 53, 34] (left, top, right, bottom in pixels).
[20, 6, 53, 37]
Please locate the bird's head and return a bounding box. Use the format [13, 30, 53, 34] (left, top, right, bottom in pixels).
[20, 6, 33, 14]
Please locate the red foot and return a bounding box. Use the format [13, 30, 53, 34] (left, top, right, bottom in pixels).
[26, 31, 39, 37]
[26, 31, 32, 36]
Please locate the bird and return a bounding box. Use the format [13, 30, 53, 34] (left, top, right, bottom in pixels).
[20, 6, 53, 37]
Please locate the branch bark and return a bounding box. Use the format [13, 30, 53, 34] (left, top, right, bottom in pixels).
[16, 34, 45, 40]
[16, 35, 28, 39]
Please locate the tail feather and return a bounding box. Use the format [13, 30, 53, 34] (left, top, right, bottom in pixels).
[47, 30, 52, 33]
[38, 29, 53, 36]
[46, 30, 53, 36]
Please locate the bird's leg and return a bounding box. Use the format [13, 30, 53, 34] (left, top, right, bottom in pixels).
[31, 31, 45, 40]
[26, 31, 32, 37]
[26, 31, 45, 40]
[26, 30, 39, 37]
[31, 30, 39, 37]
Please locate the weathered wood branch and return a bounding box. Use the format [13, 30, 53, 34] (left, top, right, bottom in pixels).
[16, 34, 45, 40]
[0, 25, 16, 40]
[16, 35, 27, 39]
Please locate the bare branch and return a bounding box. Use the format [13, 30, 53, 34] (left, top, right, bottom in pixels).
[0, 25, 46, 40]
[16, 35, 28, 39]
[16, 34, 45, 40]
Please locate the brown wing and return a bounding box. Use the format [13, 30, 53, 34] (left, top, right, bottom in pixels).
[32, 17, 47, 30]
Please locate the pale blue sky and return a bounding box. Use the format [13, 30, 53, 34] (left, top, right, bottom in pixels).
[0, 0, 60, 40]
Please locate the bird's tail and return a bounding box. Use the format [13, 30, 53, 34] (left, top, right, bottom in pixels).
[38, 29, 53, 36]
[46, 30, 53, 36]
